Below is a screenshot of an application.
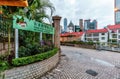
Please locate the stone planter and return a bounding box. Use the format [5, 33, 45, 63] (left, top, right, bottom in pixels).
[4, 52, 59, 79]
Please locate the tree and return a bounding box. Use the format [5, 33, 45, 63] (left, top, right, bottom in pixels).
[1, 0, 55, 55]
[23, 0, 55, 43]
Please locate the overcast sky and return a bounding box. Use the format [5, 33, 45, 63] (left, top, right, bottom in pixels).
[49, 0, 114, 29]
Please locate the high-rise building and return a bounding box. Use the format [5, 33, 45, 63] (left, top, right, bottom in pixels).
[84, 19, 97, 31]
[79, 19, 83, 31]
[64, 18, 67, 32]
[115, 0, 120, 24]
[90, 20, 97, 29]
[84, 19, 91, 31]
[60, 25, 63, 33]
[68, 21, 74, 32]
[75, 25, 81, 32]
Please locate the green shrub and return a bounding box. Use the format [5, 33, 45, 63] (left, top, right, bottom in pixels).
[96, 42, 100, 45]
[19, 46, 28, 57]
[27, 43, 41, 55]
[0, 54, 8, 61]
[19, 42, 54, 57]
[86, 41, 95, 45]
[12, 48, 58, 67]
[19, 43, 41, 57]
[0, 61, 9, 72]
[61, 41, 95, 46]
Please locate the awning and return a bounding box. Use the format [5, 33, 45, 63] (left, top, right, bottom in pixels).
[0, 0, 28, 7]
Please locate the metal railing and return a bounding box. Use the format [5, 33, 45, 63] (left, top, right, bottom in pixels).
[96, 42, 120, 52]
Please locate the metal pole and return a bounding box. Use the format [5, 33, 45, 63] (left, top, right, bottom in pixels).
[40, 32, 42, 41]
[15, 29, 19, 58]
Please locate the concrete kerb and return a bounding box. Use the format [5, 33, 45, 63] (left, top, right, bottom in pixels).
[37, 50, 61, 79]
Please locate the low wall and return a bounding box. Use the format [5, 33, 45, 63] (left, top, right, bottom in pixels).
[61, 43, 95, 49]
[74, 44, 95, 49]
[4, 52, 59, 79]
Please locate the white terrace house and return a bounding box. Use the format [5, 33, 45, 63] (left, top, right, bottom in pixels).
[85, 28, 108, 43]
[60, 24, 120, 44]
[107, 24, 120, 43]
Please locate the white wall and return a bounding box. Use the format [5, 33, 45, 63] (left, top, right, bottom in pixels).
[118, 29, 120, 43]
[99, 33, 108, 43]
[109, 29, 118, 43]
[81, 33, 85, 41]
[85, 32, 108, 43]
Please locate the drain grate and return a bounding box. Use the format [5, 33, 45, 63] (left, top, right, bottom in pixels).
[86, 69, 98, 76]
[115, 65, 120, 69]
[79, 53, 82, 55]
[76, 52, 82, 55]
[61, 54, 66, 57]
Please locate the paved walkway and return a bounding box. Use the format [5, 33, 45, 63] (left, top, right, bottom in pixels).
[40, 46, 120, 79]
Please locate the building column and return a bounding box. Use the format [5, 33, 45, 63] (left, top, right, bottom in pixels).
[52, 16, 61, 49]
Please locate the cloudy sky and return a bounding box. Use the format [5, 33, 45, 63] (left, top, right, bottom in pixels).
[49, 0, 114, 29]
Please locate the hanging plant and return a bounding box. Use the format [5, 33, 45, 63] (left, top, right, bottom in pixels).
[16, 16, 27, 27]
[16, 16, 24, 23]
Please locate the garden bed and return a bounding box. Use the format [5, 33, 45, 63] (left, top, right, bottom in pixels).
[1, 50, 59, 79]
[61, 41, 96, 49]
[0, 48, 58, 72]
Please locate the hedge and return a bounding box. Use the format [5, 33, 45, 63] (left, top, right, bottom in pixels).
[12, 48, 58, 67]
[61, 41, 95, 45]
[0, 61, 9, 72]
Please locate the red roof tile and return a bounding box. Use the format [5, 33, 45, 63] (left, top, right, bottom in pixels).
[60, 32, 84, 37]
[107, 24, 120, 30]
[86, 29, 108, 33]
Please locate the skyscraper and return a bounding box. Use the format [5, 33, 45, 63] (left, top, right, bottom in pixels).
[115, 0, 120, 24]
[84, 19, 97, 31]
[75, 25, 80, 32]
[84, 19, 91, 31]
[68, 21, 74, 32]
[64, 18, 67, 32]
[90, 20, 97, 29]
[79, 19, 83, 31]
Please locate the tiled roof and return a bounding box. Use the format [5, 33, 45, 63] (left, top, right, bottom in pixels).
[107, 24, 120, 30]
[60, 33, 70, 37]
[60, 32, 84, 37]
[86, 29, 108, 33]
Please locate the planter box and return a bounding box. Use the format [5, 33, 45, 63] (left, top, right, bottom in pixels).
[3, 52, 59, 79]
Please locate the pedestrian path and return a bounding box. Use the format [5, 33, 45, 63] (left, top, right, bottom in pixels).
[40, 46, 120, 79]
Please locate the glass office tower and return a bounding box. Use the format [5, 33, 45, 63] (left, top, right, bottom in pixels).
[64, 18, 67, 32]
[115, 0, 120, 24]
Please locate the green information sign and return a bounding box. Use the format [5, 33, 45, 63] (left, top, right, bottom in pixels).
[13, 15, 54, 34]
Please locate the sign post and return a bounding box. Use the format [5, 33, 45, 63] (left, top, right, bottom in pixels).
[40, 32, 42, 41]
[15, 29, 19, 58]
[13, 15, 54, 58]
